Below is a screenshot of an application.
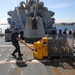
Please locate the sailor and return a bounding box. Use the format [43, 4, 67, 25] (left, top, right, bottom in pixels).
[69, 29, 72, 34]
[73, 30, 75, 38]
[63, 28, 67, 35]
[11, 27, 23, 57]
[59, 29, 62, 35]
[52, 27, 57, 34]
[51, 27, 57, 39]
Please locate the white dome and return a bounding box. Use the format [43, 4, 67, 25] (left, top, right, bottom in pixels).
[20, 1, 25, 6]
[39, 2, 44, 7]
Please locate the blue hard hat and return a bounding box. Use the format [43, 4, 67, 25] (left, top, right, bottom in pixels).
[14, 27, 19, 30]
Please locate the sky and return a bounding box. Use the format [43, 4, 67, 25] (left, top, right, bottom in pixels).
[0, 0, 75, 23]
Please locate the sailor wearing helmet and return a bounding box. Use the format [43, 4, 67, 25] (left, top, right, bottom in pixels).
[11, 27, 23, 58]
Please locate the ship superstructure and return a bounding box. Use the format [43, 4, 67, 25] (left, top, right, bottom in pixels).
[6, 0, 55, 41]
[8, 0, 55, 31]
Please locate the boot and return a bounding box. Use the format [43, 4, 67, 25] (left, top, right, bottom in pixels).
[12, 53, 16, 57]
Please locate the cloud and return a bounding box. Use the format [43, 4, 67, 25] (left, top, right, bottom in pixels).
[49, 2, 73, 9]
[0, 19, 7, 24]
[55, 18, 75, 23]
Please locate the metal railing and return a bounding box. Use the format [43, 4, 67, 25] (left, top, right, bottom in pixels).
[47, 34, 74, 56]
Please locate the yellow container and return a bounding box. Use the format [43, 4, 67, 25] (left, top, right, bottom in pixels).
[42, 46, 48, 57]
[42, 37, 48, 43]
[33, 41, 43, 59]
[42, 37, 48, 57]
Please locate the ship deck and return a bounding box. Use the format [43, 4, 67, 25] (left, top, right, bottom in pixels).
[0, 36, 75, 75]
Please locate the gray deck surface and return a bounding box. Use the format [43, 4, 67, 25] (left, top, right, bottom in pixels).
[0, 36, 75, 75]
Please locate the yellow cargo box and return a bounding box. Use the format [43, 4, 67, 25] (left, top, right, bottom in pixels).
[42, 37, 48, 44]
[42, 46, 48, 57]
[42, 37, 48, 57]
[33, 41, 43, 59]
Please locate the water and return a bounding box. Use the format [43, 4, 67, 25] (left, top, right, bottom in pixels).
[53, 25, 75, 33]
[54, 25, 75, 31]
[0, 24, 75, 34]
[0, 24, 10, 34]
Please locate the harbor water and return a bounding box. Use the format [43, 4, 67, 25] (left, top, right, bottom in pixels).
[0, 24, 10, 34]
[53, 25, 75, 33]
[0, 24, 75, 34]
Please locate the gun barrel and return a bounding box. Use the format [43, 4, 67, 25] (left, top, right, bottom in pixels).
[34, 0, 39, 18]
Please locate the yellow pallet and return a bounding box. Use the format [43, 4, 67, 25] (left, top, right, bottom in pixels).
[33, 41, 43, 59]
[42, 37, 48, 57]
